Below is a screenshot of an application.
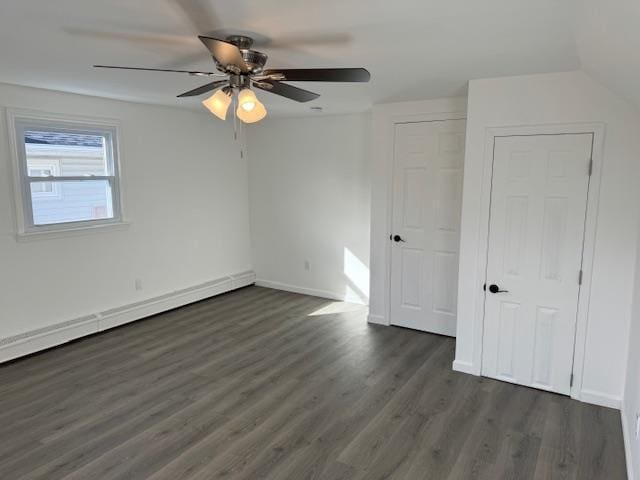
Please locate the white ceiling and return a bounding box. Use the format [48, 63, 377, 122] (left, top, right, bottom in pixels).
[0, 0, 626, 117]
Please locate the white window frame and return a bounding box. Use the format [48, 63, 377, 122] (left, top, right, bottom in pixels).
[6, 109, 127, 239]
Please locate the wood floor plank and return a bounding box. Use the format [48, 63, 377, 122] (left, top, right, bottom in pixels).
[9, 394, 196, 478]
[487, 430, 543, 480]
[533, 398, 581, 480]
[360, 375, 489, 480]
[575, 404, 628, 480]
[0, 286, 627, 480]
[337, 340, 451, 469]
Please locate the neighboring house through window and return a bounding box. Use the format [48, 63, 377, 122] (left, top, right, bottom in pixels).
[7, 111, 123, 236]
[27, 162, 60, 196]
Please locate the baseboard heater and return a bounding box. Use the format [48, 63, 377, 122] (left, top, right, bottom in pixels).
[0, 270, 256, 364]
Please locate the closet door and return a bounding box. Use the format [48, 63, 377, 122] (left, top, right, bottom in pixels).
[481, 134, 592, 394]
[389, 119, 465, 336]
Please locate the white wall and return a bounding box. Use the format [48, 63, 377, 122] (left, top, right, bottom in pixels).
[0, 82, 253, 340]
[455, 71, 640, 408]
[624, 219, 640, 479]
[247, 114, 370, 304]
[368, 97, 467, 325]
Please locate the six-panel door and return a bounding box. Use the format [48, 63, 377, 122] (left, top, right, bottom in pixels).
[481, 134, 592, 394]
[389, 120, 466, 336]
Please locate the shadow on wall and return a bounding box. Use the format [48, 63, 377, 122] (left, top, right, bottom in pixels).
[343, 246, 369, 305]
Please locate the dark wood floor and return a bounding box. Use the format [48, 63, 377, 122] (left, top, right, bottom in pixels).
[0, 286, 627, 479]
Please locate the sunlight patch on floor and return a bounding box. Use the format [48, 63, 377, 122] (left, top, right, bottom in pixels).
[308, 301, 365, 316]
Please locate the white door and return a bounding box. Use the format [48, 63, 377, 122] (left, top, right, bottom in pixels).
[389, 119, 466, 336]
[482, 134, 593, 395]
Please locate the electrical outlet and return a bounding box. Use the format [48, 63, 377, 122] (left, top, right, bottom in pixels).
[304, 260, 310, 271]
[135, 278, 143, 291]
[635, 413, 640, 438]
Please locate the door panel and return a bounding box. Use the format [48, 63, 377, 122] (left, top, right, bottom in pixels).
[389, 119, 466, 335]
[401, 248, 422, 307]
[482, 134, 592, 395]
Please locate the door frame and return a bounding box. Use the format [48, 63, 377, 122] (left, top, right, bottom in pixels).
[473, 122, 605, 402]
[369, 99, 467, 327]
[369, 103, 467, 329]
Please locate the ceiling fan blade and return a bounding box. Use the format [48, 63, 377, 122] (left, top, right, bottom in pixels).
[176, 80, 229, 98]
[62, 27, 197, 49]
[264, 68, 370, 82]
[94, 65, 221, 76]
[255, 32, 352, 49]
[65, 27, 195, 48]
[198, 36, 249, 73]
[68, 27, 207, 71]
[254, 80, 320, 103]
[173, 0, 220, 36]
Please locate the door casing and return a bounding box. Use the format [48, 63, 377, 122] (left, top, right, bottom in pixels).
[371, 106, 467, 329]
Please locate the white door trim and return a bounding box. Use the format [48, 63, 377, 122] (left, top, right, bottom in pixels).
[471, 122, 605, 403]
[369, 98, 467, 328]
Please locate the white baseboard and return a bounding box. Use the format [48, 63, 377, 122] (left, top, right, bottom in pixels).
[452, 359, 478, 375]
[578, 389, 622, 410]
[621, 404, 636, 480]
[0, 315, 100, 364]
[0, 270, 255, 364]
[255, 279, 367, 305]
[449, 361, 623, 410]
[367, 314, 389, 326]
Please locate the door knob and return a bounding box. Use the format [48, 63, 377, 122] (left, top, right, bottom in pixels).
[488, 284, 509, 294]
[392, 234, 406, 243]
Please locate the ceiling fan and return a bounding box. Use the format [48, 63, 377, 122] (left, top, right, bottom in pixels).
[94, 34, 370, 123]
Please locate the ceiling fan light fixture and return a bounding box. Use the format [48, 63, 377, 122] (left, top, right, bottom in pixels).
[237, 100, 267, 123]
[202, 88, 232, 120]
[238, 88, 258, 112]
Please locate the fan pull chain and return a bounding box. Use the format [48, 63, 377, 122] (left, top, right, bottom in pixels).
[232, 90, 238, 139]
[239, 120, 243, 159]
[231, 91, 244, 159]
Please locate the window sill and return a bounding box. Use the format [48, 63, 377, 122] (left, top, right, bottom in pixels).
[15, 221, 131, 242]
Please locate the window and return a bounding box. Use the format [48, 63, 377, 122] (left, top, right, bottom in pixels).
[8, 111, 123, 236]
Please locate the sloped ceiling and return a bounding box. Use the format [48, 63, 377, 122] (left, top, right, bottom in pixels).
[573, 0, 640, 111]
[0, 0, 636, 115]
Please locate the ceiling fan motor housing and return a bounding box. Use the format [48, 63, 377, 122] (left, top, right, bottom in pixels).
[240, 49, 268, 74]
[228, 74, 251, 89]
[222, 35, 268, 75]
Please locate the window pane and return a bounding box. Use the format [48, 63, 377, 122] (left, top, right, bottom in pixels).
[28, 167, 55, 194]
[31, 181, 53, 194]
[24, 130, 109, 176]
[28, 168, 53, 177]
[29, 180, 114, 226]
